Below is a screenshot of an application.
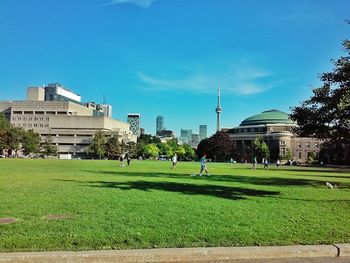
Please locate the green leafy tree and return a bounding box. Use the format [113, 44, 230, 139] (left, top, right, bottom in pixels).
[253, 137, 270, 162]
[290, 39, 350, 162]
[105, 136, 121, 159]
[176, 145, 186, 160]
[307, 152, 318, 165]
[183, 144, 195, 161]
[0, 113, 11, 153]
[283, 148, 292, 160]
[144, 143, 159, 159]
[127, 141, 137, 158]
[22, 129, 40, 156]
[7, 127, 24, 157]
[88, 131, 106, 159]
[41, 134, 58, 157]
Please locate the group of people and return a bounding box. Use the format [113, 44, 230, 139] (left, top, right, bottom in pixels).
[252, 157, 281, 170]
[119, 154, 131, 167]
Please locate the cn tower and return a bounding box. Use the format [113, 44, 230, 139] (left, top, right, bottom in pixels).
[215, 82, 222, 132]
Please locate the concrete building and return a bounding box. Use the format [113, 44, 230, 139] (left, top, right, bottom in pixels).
[0, 85, 136, 157]
[127, 113, 141, 136]
[199, 125, 207, 141]
[190, 134, 200, 148]
[157, 129, 175, 143]
[101, 104, 112, 118]
[223, 109, 321, 163]
[156, 116, 164, 135]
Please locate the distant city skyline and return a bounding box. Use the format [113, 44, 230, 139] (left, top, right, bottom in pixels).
[1, 0, 349, 136]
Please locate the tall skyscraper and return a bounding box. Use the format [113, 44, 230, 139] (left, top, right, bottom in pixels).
[199, 125, 207, 140]
[127, 113, 141, 136]
[215, 82, 222, 132]
[156, 116, 164, 135]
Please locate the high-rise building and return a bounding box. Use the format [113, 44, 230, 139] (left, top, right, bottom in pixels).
[191, 134, 200, 147]
[215, 82, 222, 132]
[181, 129, 192, 139]
[199, 125, 207, 140]
[156, 116, 164, 135]
[127, 113, 141, 136]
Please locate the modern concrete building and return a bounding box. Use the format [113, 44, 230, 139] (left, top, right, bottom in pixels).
[223, 109, 321, 163]
[127, 113, 141, 136]
[156, 116, 164, 135]
[0, 84, 136, 157]
[199, 125, 207, 141]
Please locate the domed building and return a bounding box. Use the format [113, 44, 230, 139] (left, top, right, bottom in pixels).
[223, 109, 321, 163]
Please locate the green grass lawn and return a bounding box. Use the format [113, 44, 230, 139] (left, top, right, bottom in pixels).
[0, 159, 350, 252]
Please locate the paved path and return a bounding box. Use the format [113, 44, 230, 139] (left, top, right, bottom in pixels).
[0, 244, 349, 262]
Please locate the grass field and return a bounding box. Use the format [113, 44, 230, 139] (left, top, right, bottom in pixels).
[0, 159, 350, 252]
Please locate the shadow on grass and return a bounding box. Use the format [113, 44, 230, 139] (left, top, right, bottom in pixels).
[82, 170, 350, 188]
[54, 179, 280, 200]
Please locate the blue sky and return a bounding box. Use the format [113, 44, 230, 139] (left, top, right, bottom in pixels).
[0, 0, 349, 136]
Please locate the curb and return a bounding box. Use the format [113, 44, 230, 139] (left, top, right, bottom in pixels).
[0, 244, 349, 263]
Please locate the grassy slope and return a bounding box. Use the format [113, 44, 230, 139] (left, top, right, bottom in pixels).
[0, 159, 349, 252]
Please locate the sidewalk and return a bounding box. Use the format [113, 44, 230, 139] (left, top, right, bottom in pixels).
[0, 244, 349, 262]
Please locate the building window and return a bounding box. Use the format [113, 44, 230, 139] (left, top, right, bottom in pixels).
[297, 142, 302, 148]
[306, 142, 310, 148]
[280, 141, 286, 145]
[34, 124, 37, 127]
[315, 143, 319, 148]
[280, 147, 286, 156]
[298, 152, 302, 159]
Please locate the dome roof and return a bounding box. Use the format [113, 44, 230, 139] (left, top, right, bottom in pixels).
[240, 109, 295, 126]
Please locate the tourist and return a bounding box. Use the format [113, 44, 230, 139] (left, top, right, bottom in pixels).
[199, 154, 209, 176]
[171, 154, 177, 169]
[119, 154, 125, 167]
[127, 155, 131, 166]
[263, 158, 269, 169]
[276, 159, 280, 167]
[252, 156, 257, 170]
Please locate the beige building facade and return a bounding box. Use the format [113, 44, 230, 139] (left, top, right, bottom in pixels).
[0, 86, 136, 157]
[224, 110, 321, 163]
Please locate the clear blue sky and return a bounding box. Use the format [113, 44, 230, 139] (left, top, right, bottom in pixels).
[0, 0, 349, 136]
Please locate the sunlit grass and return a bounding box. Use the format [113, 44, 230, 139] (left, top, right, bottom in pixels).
[0, 159, 349, 252]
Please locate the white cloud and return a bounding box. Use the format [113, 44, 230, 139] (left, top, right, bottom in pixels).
[138, 66, 273, 96]
[104, 0, 156, 8]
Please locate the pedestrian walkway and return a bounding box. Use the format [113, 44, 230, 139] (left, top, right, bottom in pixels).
[0, 244, 349, 262]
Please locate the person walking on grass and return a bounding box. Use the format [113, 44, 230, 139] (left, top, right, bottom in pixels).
[127, 154, 131, 166]
[171, 154, 177, 169]
[252, 156, 257, 170]
[263, 157, 269, 169]
[199, 154, 209, 176]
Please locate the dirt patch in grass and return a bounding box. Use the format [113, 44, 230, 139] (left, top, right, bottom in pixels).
[0, 218, 16, 224]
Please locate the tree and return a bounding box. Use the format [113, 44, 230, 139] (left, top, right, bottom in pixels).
[290, 39, 350, 162]
[88, 131, 106, 159]
[252, 137, 270, 162]
[175, 145, 186, 160]
[144, 143, 159, 159]
[7, 127, 24, 157]
[183, 144, 195, 161]
[127, 141, 137, 158]
[196, 131, 234, 161]
[105, 136, 121, 159]
[41, 134, 58, 157]
[283, 148, 292, 161]
[22, 129, 40, 156]
[0, 113, 11, 153]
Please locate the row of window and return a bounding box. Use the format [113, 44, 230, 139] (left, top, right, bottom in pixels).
[233, 127, 267, 133]
[279, 141, 319, 148]
[12, 116, 49, 121]
[12, 111, 69, 115]
[15, 123, 49, 128]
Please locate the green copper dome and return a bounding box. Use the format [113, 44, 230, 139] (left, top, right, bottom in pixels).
[240, 109, 295, 126]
